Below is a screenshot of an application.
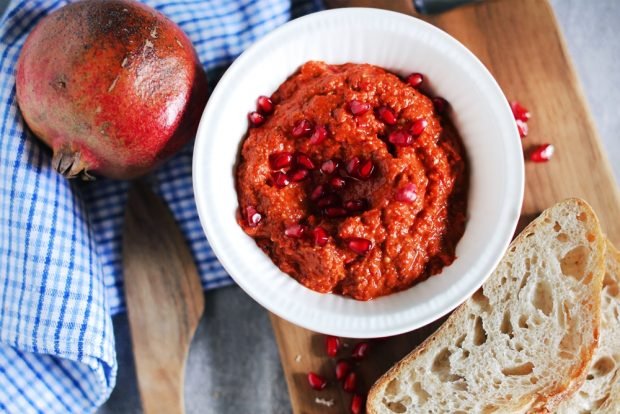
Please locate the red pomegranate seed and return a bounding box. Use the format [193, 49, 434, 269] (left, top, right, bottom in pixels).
[352, 342, 370, 360]
[357, 159, 374, 180]
[285, 223, 306, 238]
[530, 143, 554, 163]
[377, 106, 397, 125]
[335, 360, 352, 381]
[349, 100, 371, 116]
[307, 372, 327, 390]
[245, 206, 262, 227]
[516, 119, 528, 138]
[346, 157, 361, 175]
[325, 207, 348, 218]
[406, 72, 424, 89]
[310, 184, 326, 201]
[317, 194, 339, 208]
[330, 176, 346, 189]
[344, 199, 368, 212]
[272, 171, 290, 188]
[432, 97, 448, 114]
[256, 95, 274, 114]
[288, 169, 309, 182]
[410, 118, 428, 136]
[309, 125, 328, 145]
[313, 227, 329, 246]
[343, 371, 357, 393]
[395, 183, 417, 203]
[248, 111, 265, 127]
[269, 152, 293, 170]
[326, 335, 340, 357]
[388, 129, 414, 147]
[347, 238, 372, 255]
[292, 119, 314, 137]
[321, 159, 339, 175]
[351, 394, 364, 414]
[294, 152, 316, 170]
[510, 100, 530, 122]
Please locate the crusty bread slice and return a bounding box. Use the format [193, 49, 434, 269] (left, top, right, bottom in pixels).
[556, 239, 620, 413]
[367, 198, 606, 414]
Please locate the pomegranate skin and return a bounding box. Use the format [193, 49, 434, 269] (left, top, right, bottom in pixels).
[15, 0, 208, 179]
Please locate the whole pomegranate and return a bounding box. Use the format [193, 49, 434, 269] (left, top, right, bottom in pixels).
[16, 0, 208, 179]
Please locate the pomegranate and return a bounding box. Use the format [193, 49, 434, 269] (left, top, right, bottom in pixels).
[343, 371, 357, 392]
[335, 360, 352, 381]
[325, 335, 340, 357]
[406, 72, 424, 89]
[307, 372, 327, 390]
[15, 0, 207, 180]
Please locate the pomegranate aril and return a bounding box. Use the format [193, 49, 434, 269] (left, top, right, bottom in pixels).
[410, 118, 428, 136]
[245, 206, 262, 227]
[310, 184, 326, 201]
[309, 125, 328, 145]
[510, 100, 530, 122]
[321, 159, 339, 175]
[325, 207, 348, 218]
[330, 176, 346, 189]
[347, 238, 373, 255]
[530, 143, 554, 163]
[335, 360, 352, 381]
[272, 171, 290, 188]
[269, 151, 293, 170]
[285, 223, 306, 238]
[292, 119, 314, 137]
[406, 72, 424, 89]
[377, 106, 397, 125]
[516, 119, 528, 138]
[288, 168, 309, 182]
[388, 129, 414, 147]
[395, 183, 417, 203]
[317, 194, 339, 208]
[357, 159, 374, 180]
[307, 372, 327, 391]
[346, 156, 361, 175]
[294, 152, 316, 170]
[350, 394, 364, 414]
[326, 335, 340, 357]
[256, 95, 274, 114]
[343, 371, 357, 393]
[432, 97, 448, 114]
[349, 100, 371, 116]
[248, 111, 265, 127]
[344, 199, 368, 212]
[352, 341, 370, 360]
[313, 227, 329, 247]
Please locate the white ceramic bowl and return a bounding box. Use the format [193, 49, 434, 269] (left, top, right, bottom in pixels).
[193, 8, 523, 338]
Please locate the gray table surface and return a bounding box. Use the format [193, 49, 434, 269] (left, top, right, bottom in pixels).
[1, 0, 617, 413]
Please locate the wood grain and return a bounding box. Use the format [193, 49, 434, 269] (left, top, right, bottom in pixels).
[271, 0, 620, 412]
[123, 182, 205, 414]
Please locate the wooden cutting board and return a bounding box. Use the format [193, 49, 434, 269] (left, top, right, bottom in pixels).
[269, 0, 620, 412]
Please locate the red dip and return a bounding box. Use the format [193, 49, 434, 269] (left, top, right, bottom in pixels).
[236, 61, 468, 300]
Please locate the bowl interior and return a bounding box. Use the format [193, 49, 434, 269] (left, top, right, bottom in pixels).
[193, 8, 523, 337]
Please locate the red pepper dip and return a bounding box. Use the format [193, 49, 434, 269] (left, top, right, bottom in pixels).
[236, 61, 468, 301]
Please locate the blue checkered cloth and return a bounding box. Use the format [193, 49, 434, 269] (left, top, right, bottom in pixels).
[0, 0, 321, 412]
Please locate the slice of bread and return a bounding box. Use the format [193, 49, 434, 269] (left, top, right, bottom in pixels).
[556, 239, 620, 413]
[367, 199, 606, 414]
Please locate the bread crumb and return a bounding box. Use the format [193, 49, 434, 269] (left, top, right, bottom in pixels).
[295, 354, 302, 363]
[315, 397, 334, 407]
